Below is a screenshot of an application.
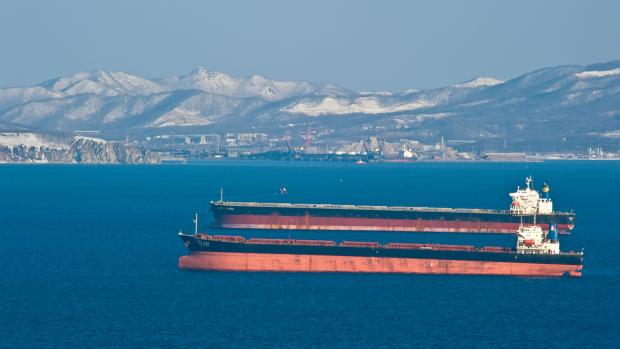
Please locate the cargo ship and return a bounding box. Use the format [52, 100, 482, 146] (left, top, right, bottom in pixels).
[210, 177, 575, 234]
[178, 222, 583, 277]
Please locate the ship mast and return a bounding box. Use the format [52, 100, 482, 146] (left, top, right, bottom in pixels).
[220, 187, 224, 202]
[193, 213, 198, 235]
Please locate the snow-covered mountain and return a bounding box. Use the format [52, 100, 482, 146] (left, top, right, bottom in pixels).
[0, 61, 618, 150]
[0, 68, 333, 130]
[157, 67, 322, 100]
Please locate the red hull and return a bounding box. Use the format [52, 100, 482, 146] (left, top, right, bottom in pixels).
[179, 252, 582, 277]
[216, 214, 573, 234]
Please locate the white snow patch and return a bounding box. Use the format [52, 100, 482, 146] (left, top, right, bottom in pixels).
[401, 113, 454, 122]
[150, 108, 213, 127]
[415, 112, 452, 119]
[282, 97, 434, 116]
[602, 130, 620, 138]
[159, 67, 320, 101]
[453, 77, 504, 89]
[543, 83, 563, 93]
[575, 68, 620, 78]
[359, 91, 393, 96]
[6, 98, 76, 124]
[74, 136, 106, 143]
[0, 86, 63, 105]
[43, 71, 163, 96]
[402, 88, 420, 95]
[65, 96, 102, 120]
[103, 105, 129, 123]
[561, 90, 603, 105]
[458, 99, 492, 107]
[0, 133, 54, 147]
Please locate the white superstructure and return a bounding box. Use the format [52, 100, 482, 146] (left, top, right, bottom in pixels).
[516, 224, 560, 254]
[509, 176, 553, 215]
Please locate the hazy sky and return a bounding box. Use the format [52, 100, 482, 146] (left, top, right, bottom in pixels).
[1, 0, 619, 91]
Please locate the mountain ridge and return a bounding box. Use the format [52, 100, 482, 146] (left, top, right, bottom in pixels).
[0, 61, 619, 151]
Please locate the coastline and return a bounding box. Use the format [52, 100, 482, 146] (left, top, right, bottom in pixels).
[2, 157, 620, 165]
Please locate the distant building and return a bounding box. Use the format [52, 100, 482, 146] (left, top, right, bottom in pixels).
[483, 152, 527, 161]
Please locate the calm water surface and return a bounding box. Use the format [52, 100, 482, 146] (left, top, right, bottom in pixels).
[1, 161, 618, 348]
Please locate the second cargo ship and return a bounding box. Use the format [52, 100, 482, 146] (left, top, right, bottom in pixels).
[211, 177, 575, 234]
[179, 223, 583, 277]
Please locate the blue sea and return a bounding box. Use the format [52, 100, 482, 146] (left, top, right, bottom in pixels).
[1, 161, 619, 348]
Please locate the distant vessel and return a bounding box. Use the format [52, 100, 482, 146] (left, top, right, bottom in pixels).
[210, 177, 575, 234]
[178, 223, 583, 277]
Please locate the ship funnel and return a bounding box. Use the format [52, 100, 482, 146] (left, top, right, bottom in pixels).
[542, 181, 550, 199]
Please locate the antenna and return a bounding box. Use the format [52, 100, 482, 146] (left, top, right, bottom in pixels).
[193, 213, 198, 236]
[525, 176, 532, 190]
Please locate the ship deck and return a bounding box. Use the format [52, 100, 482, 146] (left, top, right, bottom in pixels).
[186, 233, 583, 257]
[212, 200, 575, 216]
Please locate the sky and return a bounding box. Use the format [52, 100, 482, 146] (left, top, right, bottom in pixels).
[0, 0, 619, 91]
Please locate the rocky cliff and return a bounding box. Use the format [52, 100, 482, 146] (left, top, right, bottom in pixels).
[0, 133, 159, 164]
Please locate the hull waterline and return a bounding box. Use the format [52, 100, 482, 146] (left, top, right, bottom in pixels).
[179, 252, 582, 277]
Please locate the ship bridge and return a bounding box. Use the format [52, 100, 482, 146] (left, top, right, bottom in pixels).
[509, 176, 553, 216]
